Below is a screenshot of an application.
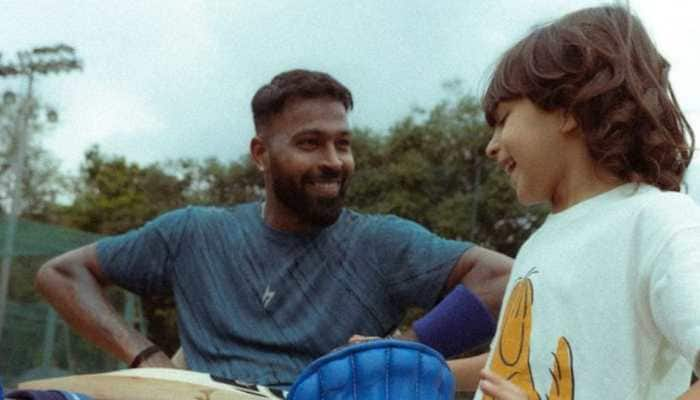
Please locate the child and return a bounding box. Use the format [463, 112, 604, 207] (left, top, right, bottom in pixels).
[468, 5, 700, 399]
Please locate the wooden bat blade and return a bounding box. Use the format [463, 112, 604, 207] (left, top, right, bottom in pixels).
[18, 368, 284, 400]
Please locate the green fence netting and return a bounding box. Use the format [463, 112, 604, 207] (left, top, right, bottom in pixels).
[0, 218, 103, 257]
[0, 219, 136, 388]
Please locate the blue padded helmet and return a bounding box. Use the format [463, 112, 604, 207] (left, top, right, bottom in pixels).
[288, 339, 455, 400]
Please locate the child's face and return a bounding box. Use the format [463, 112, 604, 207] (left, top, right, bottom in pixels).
[485, 98, 574, 210]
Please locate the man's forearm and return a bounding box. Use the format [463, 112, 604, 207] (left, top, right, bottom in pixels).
[448, 353, 489, 392]
[36, 259, 160, 365]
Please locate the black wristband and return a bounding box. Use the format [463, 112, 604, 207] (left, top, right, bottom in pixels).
[129, 344, 161, 368]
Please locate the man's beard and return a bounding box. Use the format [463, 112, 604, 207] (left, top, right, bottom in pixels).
[268, 159, 350, 227]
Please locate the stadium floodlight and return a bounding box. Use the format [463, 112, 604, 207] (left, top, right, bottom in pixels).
[0, 44, 82, 342]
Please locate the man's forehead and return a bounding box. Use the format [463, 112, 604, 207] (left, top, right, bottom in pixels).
[282, 96, 348, 117]
[265, 97, 349, 136]
[293, 127, 352, 138]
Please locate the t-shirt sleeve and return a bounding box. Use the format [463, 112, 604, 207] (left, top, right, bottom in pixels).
[367, 215, 473, 310]
[649, 226, 700, 375]
[96, 207, 191, 296]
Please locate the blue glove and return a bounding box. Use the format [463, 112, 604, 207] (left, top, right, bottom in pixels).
[288, 339, 454, 400]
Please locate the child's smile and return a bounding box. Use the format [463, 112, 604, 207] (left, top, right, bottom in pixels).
[485, 98, 618, 212]
[486, 98, 568, 208]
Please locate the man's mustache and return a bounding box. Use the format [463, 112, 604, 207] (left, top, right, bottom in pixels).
[303, 169, 346, 184]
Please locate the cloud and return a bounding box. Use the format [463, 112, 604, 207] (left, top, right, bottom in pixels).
[44, 79, 167, 172]
[632, 0, 700, 120]
[3, 0, 698, 175]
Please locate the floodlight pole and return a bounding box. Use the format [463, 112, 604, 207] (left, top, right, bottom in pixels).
[0, 45, 81, 342]
[0, 74, 34, 342]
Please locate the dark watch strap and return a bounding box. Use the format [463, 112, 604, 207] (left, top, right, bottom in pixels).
[129, 344, 161, 368]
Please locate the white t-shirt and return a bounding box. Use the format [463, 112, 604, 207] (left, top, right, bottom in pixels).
[474, 184, 700, 400]
[683, 157, 700, 203]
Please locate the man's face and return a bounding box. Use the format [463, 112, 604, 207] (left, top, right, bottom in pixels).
[261, 97, 354, 227]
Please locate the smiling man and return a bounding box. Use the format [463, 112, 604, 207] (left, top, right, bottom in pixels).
[35, 69, 512, 390]
[250, 82, 354, 231]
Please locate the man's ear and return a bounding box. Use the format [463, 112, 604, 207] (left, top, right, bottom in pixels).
[250, 136, 267, 172]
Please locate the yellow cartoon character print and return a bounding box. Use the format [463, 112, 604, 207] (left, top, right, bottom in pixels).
[484, 268, 574, 400]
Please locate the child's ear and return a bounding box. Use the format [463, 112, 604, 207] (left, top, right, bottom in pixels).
[560, 112, 579, 135]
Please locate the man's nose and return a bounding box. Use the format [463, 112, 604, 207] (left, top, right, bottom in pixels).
[320, 144, 343, 170]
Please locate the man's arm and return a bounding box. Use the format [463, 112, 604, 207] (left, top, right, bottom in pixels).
[445, 246, 513, 318]
[448, 353, 489, 392]
[392, 246, 511, 340]
[409, 246, 512, 357]
[35, 243, 174, 368]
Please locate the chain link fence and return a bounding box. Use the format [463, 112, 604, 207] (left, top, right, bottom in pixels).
[0, 300, 121, 389]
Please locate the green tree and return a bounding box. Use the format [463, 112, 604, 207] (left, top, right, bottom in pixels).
[60, 145, 189, 235]
[347, 89, 545, 257]
[0, 91, 65, 220]
[178, 156, 263, 206]
[0, 44, 81, 220]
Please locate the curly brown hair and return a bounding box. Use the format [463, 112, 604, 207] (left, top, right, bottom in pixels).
[251, 69, 353, 133]
[482, 5, 694, 191]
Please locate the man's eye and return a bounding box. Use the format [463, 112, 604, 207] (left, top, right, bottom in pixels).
[298, 139, 319, 148]
[336, 139, 351, 149]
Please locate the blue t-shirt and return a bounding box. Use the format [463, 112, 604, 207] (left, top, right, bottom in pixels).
[97, 202, 471, 388]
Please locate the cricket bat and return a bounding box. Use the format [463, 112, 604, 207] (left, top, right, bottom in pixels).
[17, 368, 287, 400]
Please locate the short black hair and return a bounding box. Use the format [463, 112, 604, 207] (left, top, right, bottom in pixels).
[251, 69, 353, 132]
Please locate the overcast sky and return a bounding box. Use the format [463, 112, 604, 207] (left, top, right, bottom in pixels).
[1, 0, 699, 176]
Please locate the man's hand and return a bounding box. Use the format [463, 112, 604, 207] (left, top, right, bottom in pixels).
[137, 350, 178, 369]
[392, 328, 418, 341]
[447, 353, 489, 393]
[348, 328, 418, 344]
[348, 334, 379, 344]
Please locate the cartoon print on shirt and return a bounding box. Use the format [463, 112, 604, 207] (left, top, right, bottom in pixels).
[547, 337, 574, 400]
[484, 268, 574, 400]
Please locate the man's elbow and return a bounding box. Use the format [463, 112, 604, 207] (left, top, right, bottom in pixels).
[35, 245, 101, 299]
[458, 247, 513, 317]
[459, 247, 513, 286]
[35, 257, 70, 299]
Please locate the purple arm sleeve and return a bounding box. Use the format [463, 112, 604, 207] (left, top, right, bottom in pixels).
[412, 284, 496, 358]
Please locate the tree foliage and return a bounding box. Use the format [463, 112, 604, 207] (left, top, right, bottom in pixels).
[58, 146, 264, 236]
[58, 146, 190, 235]
[347, 91, 545, 257]
[0, 91, 65, 219]
[176, 156, 262, 206]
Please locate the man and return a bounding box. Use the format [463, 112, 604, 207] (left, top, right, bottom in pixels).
[35, 69, 512, 389]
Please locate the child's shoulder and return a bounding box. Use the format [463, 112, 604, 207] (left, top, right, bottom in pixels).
[634, 188, 700, 231]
